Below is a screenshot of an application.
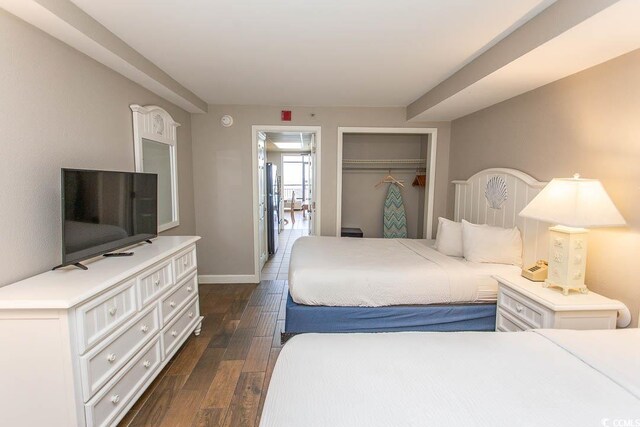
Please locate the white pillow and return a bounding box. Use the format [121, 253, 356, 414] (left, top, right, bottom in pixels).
[434, 217, 463, 257]
[462, 220, 523, 266]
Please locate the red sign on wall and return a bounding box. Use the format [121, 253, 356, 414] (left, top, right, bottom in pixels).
[281, 110, 292, 121]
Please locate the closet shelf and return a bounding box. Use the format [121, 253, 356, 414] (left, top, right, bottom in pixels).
[342, 158, 426, 164]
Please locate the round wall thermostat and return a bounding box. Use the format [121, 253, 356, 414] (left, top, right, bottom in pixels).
[221, 115, 234, 127]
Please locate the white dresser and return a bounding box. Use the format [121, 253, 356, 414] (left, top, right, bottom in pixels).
[0, 236, 202, 427]
[494, 273, 625, 332]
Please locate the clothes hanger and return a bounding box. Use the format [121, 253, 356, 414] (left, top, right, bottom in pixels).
[375, 170, 405, 188]
[412, 167, 426, 187]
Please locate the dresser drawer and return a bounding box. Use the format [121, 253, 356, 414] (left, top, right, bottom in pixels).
[162, 297, 200, 358]
[80, 305, 160, 401]
[175, 245, 197, 282]
[161, 273, 198, 325]
[139, 260, 175, 307]
[76, 279, 138, 354]
[85, 337, 162, 427]
[498, 287, 550, 329]
[497, 308, 532, 332]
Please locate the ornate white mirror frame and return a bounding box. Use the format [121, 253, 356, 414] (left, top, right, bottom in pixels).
[130, 104, 181, 232]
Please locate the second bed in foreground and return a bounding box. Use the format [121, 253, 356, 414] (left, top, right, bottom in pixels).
[260, 329, 640, 427]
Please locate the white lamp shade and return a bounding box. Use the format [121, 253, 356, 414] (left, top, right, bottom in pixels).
[519, 177, 626, 228]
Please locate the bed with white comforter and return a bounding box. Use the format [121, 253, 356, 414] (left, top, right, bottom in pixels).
[260, 329, 640, 427]
[288, 236, 520, 306]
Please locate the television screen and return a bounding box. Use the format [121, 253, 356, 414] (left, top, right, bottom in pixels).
[61, 169, 158, 267]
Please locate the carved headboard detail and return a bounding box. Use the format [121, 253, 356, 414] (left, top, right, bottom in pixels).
[452, 168, 549, 266]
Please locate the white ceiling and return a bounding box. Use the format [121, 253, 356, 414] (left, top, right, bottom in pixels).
[70, 0, 553, 107]
[266, 132, 313, 152]
[412, 0, 640, 121]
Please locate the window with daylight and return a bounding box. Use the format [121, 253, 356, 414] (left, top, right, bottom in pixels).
[282, 154, 311, 202]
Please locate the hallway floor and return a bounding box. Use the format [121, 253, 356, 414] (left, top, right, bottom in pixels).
[260, 226, 308, 281]
[282, 209, 308, 230]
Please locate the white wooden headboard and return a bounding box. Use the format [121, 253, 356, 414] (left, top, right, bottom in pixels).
[452, 168, 549, 266]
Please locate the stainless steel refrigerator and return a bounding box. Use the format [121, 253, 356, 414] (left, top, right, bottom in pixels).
[266, 163, 279, 255]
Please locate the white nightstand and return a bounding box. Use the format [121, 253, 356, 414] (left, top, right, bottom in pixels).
[494, 274, 625, 332]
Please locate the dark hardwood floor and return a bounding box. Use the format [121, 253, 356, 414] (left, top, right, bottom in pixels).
[118, 280, 287, 427]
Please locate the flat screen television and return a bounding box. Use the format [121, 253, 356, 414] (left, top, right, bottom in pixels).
[59, 168, 158, 269]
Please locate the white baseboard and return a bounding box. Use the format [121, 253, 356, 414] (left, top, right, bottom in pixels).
[198, 274, 260, 284]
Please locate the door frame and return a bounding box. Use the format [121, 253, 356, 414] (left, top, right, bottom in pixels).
[336, 127, 437, 239]
[257, 131, 268, 272]
[252, 125, 322, 281]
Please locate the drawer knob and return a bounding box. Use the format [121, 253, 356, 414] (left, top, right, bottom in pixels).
[187, 286, 193, 293]
[108, 307, 117, 316]
[143, 360, 151, 369]
[171, 330, 178, 337]
[515, 303, 524, 313]
[154, 279, 160, 286]
[188, 311, 194, 318]
[111, 394, 120, 404]
[141, 325, 149, 333]
[169, 301, 176, 308]
[183, 259, 188, 266]
[106, 353, 117, 363]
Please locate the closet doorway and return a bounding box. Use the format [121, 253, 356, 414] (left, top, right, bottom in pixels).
[252, 125, 321, 279]
[336, 127, 437, 239]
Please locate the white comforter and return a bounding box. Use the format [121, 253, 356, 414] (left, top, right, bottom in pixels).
[288, 236, 519, 306]
[260, 330, 640, 427]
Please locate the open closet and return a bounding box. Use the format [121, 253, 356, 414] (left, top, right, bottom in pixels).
[340, 132, 432, 239]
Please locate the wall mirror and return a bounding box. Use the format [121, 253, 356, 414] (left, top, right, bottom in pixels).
[131, 104, 180, 232]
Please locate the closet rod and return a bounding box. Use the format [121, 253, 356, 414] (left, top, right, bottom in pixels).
[342, 158, 426, 164]
[343, 167, 427, 171]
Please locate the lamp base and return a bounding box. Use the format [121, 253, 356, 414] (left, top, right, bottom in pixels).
[546, 225, 589, 296]
[542, 280, 589, 296]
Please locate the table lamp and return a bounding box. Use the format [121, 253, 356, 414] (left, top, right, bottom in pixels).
[519, 174, 625, 295]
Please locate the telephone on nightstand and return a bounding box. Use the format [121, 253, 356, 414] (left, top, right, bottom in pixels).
[522, 260, 548, 282]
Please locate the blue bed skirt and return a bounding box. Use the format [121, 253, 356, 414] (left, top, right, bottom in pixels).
[285, 293, 496, 333]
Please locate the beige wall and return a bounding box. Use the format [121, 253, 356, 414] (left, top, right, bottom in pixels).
[192, 105, 450, 276]
[449, 49, 640, 326]
[341, 134, 427, 238]
[0, 11, 196, 286]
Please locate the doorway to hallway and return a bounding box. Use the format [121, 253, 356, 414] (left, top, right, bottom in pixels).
[252, 125, 321, 281]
